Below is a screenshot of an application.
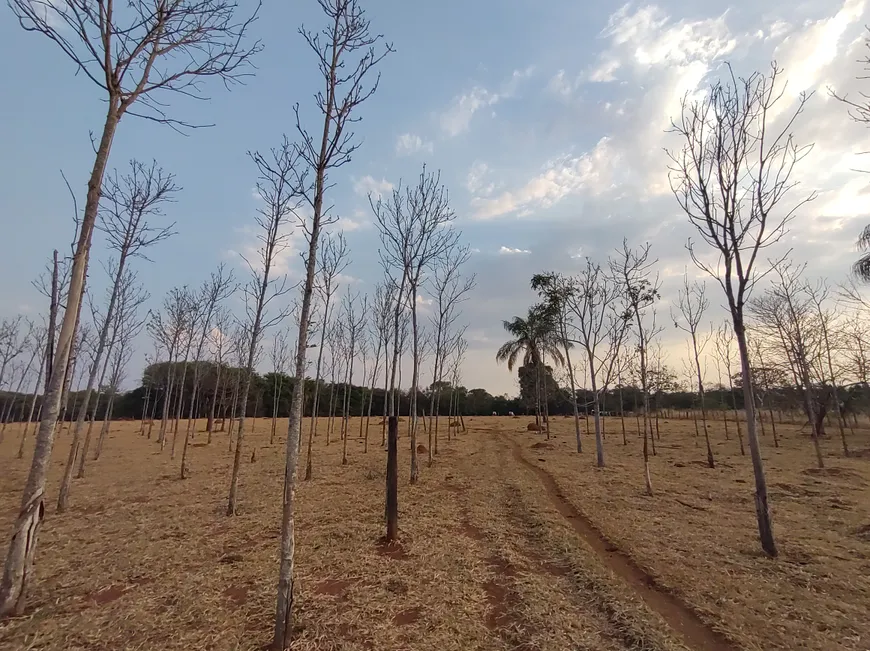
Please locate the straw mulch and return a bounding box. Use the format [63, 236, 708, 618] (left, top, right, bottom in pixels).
[1, 414, 866, 651]
[504, 414, 870, 651]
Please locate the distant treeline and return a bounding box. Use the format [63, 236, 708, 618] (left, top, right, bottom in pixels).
[2, 360, 869, 425]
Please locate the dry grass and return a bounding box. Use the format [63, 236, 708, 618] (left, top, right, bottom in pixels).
[0, 414, 866, 651]
[504, 414, 870, 651]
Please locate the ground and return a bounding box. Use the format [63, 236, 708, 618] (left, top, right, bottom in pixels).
[0, 414, 868, 651]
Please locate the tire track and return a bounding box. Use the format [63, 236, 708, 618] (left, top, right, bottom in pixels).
[499, 432, 739, 651]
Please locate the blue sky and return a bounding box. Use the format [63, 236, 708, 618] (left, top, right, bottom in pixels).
[1, 0, 869, 395]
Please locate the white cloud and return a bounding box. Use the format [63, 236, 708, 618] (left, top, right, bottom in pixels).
[498, 246, 531, 255]
[772, 0, 863, 98]
[338, 215, 368, 232]
[591, 5, 737, 79]
[395, 133, 434, 156]
[440, 87, 501, 136]
[470, 138, 616, 219]
[548, 70, 579, 96]
[353, 175, 393, 199]
[466, 161, 496, 196]
[440, 67, 535, 137]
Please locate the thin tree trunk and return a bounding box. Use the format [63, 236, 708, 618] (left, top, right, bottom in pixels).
[618, 383, 627, 446]
[0, 105, 120, 616]
[94, 392, 115, 460]
[728, 376, 745, 455]
[17, 354, 46, 460]
[228, 370, 241, 452]
[734, 320, 777, 557]
[207, 363, 223, 443]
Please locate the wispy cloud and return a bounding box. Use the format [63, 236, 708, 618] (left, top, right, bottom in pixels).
[353, 175, 393, 199]
[498, 246, 531, 255]
[440, 67, 535, 137]
[395, 133, 434, 156]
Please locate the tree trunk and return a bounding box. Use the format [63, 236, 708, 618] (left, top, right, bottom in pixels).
[385, 416, 398, 540]
[227, 370, 241, 452]
[409, 295, 419, 484]
[94, 392, 115, 460]
[227, 367, 254, 515]
[0, 105, 120, 616]
[17, 354, 46, 460]
[207, 363, 223, 443]
[733, 320, 777, 556]
[691, 334, 714, 469]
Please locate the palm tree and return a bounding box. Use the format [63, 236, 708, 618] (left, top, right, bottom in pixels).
[496, 305, 564, 430]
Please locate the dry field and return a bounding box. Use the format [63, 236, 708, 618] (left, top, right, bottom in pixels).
[0, 414, 868, 651]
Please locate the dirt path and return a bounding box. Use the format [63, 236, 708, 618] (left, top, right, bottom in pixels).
[499, 431, 738, 651]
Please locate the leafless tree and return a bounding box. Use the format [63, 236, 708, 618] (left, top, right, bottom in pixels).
[226, 325, 250, 449]
[0, 1, 260, 615]
[269, 328, 290, 446]
[94, 274, 149, 461]
[339, 292, 366, 465]
[16, 326, 49, 460]
[427, 245, 474, 461]
[668, 63, 815, 557]
[714, 323, 745, 453]
[1, 327, 42, 449]
[75, 270, 132, 477]
[206, 306, 232, 440]
[170, 288, 199, 458]
[149, 287, 189, 451]
[672, 273, 715, 468]
[806, 281, 851, 456]
[749, 263, 829, 466]
[180, 266, 235, 478]
[305, 232, 350, 477]
[366, 282, 394, 451]
[373, 167, 459, 487]
[0, 319, 27, 401]
[611, 242, 661, 495]
[447, 334, 468, 439]
[58, 161, 176, 509]
[227, 141, 300, 516]
[273, 0, 391, 644]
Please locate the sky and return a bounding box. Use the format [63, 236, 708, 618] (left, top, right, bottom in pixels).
[1, 0, 869, 396]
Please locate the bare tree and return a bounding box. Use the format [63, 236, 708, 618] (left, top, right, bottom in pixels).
[274, 1, 390, 644]
[16, 326, 49, 459]
[181, 266, 235, 478]
[366, 282, 394, 452]
[0, 1, 260, 615]
[427, 245, 474, 461]
[170, 288, 198, 458]
[76, 270, 131, 477]
[806, 281, 851, 457]
[374, 167, 459, 485]
[94, 273, 149, 461]
[269, 328, 290, 446]
[668, 63, 815, 557]
[447, 334, 468, 438]
[672, 273, 715, 468]
[611, 242, 661, 495]
[206, 306, 232, 440]
[0, 323, 41, 444]
[305, 232, 350, 478]
[749, 263, 828, 467]
[149, 287, 189, 450]
[58, 161, 176, 510]
[0, 319, 27, 402]
[227, 141, 300, 516]
[339, 292, 366, 465]
[714, 323, 745, 454]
